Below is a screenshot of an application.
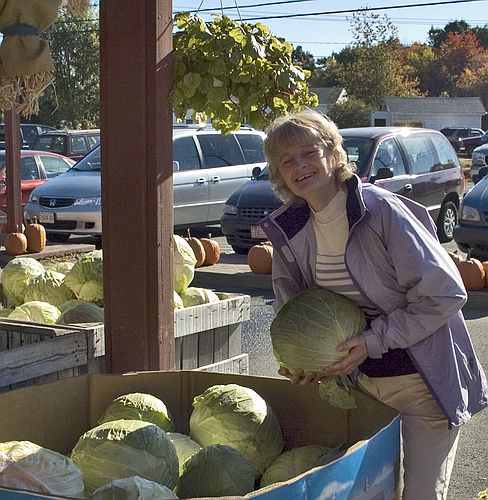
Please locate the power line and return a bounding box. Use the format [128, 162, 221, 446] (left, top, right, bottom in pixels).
[174, 0, 321, 14]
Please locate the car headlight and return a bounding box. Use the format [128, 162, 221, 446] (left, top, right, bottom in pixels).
[73, 197, 101, 206]
[223, 204, 238, 215]
[28, 194, 39, 203]
[460, 204, 480, 222]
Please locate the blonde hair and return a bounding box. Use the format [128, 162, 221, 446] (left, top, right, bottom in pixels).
[264, 110, 355, 203]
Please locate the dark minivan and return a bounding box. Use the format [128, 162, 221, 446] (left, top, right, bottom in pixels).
[221, 127, 465, 254]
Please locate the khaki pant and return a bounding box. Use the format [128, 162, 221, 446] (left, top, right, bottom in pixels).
[357, 373, 460, 500]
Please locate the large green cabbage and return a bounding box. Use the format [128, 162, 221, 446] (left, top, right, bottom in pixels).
[8, 301, 61, 324]
[1, 257, 45, 306]
[260, 445, 343, 487]
[64, 250, 104, 304]
[23, 270, 75, 306]
[167, 432, 201, 475]
[48, 261, 74, 275]
[179, 287, 220, 308]
[71, 419, 179, 495]
[89, 476, 178, 499]
[172, 235, 196, 294]
[271, 287, 366, 409]
[189, 384, 283, 476]
[173, 291, 184, 310]
[0, 441, 84, 498]
[175, 444, 255, 498]
[57, 303, 104, 325]
[58, 299, 88, 314]
[97, 393, 175, 432]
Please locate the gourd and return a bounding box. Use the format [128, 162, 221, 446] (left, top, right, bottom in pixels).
[25, 220, 46, 253]
[457, 257, 486, 291]
[4, 225, 27, 256]
[447, 251, 464, 268]
[200, 234, 221, 266]
[248, 242, 273, 274]
[185, 229, 206, 268]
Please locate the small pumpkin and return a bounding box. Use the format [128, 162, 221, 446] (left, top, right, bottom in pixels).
[248, 242, 273, 274]
[447, 251, 464, 268]
[482, 261, 488, 288]
[185, 229, 206, 267]
[25, 220, 46, 253]
[457, 257, 486, 291]
[200, 234, 221, 266]
[5, 230, 27, 256]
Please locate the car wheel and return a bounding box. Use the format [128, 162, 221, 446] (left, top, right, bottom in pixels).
[436, 201, 457, 243]
[46, 233, 70, 243]
[232, 246, 249, 255]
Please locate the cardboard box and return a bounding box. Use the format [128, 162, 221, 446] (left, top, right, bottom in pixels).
[0, 371, 400, 499]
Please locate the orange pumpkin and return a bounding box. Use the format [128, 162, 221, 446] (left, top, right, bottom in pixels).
[248, 242, 273, 274]
[5, 232, 27, 256]
[447, 251, 464, 268]
[185, 229, 206, 267]
[25, 222, 46, 253]
[482, 261, 488, 288]
[200, 234, 221, 266]
[457, 258, 486, 291]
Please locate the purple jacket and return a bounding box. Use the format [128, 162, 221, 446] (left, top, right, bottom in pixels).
[260, 175, 487, 426]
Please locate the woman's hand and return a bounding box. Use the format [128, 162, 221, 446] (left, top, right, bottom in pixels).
[278, 367, 328, 385]
[323, 336, 368, 376]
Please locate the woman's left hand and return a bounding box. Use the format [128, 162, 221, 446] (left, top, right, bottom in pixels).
[323, 336, 368, 376]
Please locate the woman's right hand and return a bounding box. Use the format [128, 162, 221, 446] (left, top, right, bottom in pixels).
[278, 367, 325, 385]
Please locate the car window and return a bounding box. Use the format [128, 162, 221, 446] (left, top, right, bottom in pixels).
[36, 135, 66, 155]
[72, 146, 101, 171]
[20, 156, 40, 180]
[71, 136, 88, 154]
[20, 126, 38, 146]
[428, 134, 459, 171]
[372, 138, 407, 177]
[198, 134, 245, 168]
[235, 133, 266, 163]
[401, 135, 437, 175]
[38, 154, 72, 178]
[88, 135, 100, 149]
[342, 137, 374, 176]
[173, 136, 201, 171]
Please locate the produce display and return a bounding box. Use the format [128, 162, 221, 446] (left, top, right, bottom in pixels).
[0, 384, 346, 498]
[248, 241, 273, 275]
[448, 251, 488, 290]
[3, 222, 46, 256]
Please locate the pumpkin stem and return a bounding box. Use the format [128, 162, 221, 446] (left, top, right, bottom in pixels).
[186, 228, 191, 238]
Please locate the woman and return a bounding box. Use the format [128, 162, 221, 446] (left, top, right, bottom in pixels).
[259, 110, 487, 500]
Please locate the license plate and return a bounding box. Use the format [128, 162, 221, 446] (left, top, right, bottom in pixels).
[250, 225, 267, 239]
[39, 212, 54, 224]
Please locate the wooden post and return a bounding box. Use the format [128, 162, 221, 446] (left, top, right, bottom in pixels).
[100, 0, 174, 373]
[4, 108, 22, 233]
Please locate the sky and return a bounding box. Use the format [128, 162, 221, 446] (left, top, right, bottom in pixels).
[173, 0, 488, 58]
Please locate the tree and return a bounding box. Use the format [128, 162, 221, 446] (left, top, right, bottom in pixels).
[34, 8, 100, 128]
[428, 20, 471, 48]
[292, 45, 316, 74]
[327, 97, 372, 128]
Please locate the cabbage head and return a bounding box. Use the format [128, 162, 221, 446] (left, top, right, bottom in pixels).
[270, 287, 366, 409]
[179, 287, 220, 308]
[1, 257, 45, 306]
[167, 433, 201, 475]
[0, 440, 84, 498]
[70, 419, 179, 495]
[58, 299, 87, 314]
[0, 308, 13, 317]
[8, 301, 61, 324]
[48, 261, 74, 275]
[97, 393, 175, 432]
[260, 445, 342, 487]
[172, 235, 196, 294]
[57, 303, 104, 325]
[189, 384, 283, 476]
[175, 444, 255, 498]
[23, 270, 75, 307]
[89, 476, 178, 500]
[64, 250, 103, 304]
[173, 291, 184, 310]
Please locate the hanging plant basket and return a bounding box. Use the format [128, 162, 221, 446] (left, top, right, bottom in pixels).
[171, 13, 318, 134]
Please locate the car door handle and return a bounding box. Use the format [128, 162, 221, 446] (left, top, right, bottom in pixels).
[211, 176, 220, 183]
[196, 177, 206, 185]
[404, 183, 413, 191]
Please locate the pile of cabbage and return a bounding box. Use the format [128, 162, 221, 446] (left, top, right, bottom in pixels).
[0, 384, 344, 498]
[0, 236, 223, 325]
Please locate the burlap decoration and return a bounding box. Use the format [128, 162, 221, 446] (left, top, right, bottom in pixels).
[0, 0, 62, 116]
[66, 0, 91, 17]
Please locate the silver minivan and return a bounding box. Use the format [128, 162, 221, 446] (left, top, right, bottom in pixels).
[23, 127, 266, 242]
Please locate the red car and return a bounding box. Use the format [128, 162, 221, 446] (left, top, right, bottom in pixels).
[0, 150, 75, 210]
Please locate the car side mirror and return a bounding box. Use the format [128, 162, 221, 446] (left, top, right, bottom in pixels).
[478, 166, 488, 180]
[252, 166, 262, 179]
[172, 160, 180, 172]
[373, 167, 394, 181]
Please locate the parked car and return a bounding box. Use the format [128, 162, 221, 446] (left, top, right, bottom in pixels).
[23, 126, 267, 242]
[453, 166, 488, 260]
[0, 123, 58, 149]
[221, 127, 465, 253]
[0, 150, 75, 210]
[440, 127, 484, 152]
[32, 129, 100, 161]
[470, 143, 488, 184]
[460, 130, 488, 156]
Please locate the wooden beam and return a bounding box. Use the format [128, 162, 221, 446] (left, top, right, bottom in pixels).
[100, 0, 174, 373]
[4, 108, 22, 233]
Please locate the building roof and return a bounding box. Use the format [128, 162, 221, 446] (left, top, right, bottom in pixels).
[310, 87, 346, 105]
[382, 96, 487, 115]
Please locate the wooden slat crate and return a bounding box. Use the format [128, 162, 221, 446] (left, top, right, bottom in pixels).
[0, 293, 251, 391]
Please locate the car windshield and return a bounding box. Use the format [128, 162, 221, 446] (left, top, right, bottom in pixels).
[342, 137, 375, 176]
[71, 145, 101, 171]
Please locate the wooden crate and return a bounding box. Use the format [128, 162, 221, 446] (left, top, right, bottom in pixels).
[0, 293, 251, 391]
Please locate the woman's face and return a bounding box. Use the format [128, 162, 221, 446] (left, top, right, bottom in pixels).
[278, 141, 338, 211]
